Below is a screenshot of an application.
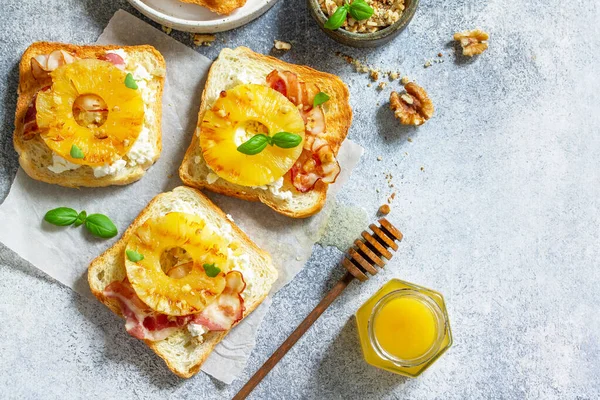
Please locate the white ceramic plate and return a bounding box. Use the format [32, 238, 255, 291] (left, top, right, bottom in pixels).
[127, 0, 279, 33]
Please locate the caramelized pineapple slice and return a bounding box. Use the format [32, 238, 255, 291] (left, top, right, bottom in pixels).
[36, 58, 145, 166]
[125, 212, 233, 316]
[200, 84, 305, 187]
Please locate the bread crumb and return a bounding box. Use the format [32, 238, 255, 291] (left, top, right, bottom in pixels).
[378, 204, 391, 215]
[274, 40, 292, 51]
[424, 60, 432, 68]
[377, 156, 383, 161]
[193, 34, 216, 46]
[367, 83, 372, 87]
[407, 137, 413, 142]
[161, 25, 172, 35]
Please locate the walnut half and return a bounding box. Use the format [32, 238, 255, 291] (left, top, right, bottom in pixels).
[454, 29, 489, 57]
[390, 82, 434, 126]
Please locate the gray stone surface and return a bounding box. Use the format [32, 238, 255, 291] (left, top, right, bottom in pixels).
[1, 0, 599, 398]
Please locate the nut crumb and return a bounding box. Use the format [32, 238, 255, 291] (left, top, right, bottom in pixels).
[161, 25, 172, 35]
[370, 69, 380, 81]
[389, 71, 400, 80]
[367, 83, 372, 87]
[454, 29, 489, 56]
[407, 137, 413, 142]
[420, 166, 425, 171]
[401, 75, 410, 85]
[274, 40, 292, 51]
[378, 82, 387, 90]
[424, 60, 432, 68]
[390, 82, 434, 126]
[377, 156, 383, 161]
[193, 33, 216, 46]
[437, 52, 443, 57]
[378, 204, 391, 215]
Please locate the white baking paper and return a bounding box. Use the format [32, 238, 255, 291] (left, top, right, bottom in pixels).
[0, 10, 363, 384]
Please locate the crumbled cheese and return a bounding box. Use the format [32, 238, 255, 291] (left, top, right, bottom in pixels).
[188, 323, 208, 337]
[47, 155, 81, 174]
[273, 40, 292, 51]
[266, 177, 293, 202]
[126, 127, 155, 167]
[93, 159, 127, 178]
[207, 171, 220, 184]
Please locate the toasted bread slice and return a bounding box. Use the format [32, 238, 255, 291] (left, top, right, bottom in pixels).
[179, 47, 352, 218]
[13, 42, 165, 188]
[88, 186, 277, 378]
[180, 0, 247, 15]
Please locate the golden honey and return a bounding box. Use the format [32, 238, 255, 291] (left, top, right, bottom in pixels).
[355, 279, 452, 377]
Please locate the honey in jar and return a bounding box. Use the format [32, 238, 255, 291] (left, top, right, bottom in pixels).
[355, 279, 452, 377]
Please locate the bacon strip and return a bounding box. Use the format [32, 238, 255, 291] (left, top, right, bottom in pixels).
[30, 50, 77, 80]
[103, 271, 246, 341]
[99, 52, 126, 70]
[190, 271, 246, 331]
[267, 69, 340, 192]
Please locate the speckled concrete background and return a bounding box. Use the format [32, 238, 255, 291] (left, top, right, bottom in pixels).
[1, 0, 599, 399]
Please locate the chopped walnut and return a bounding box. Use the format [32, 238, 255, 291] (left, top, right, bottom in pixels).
[389, 82, 434, 126]
[273, 40, 292, 51]
[454, 29, 489, 56]
[378, 204, 391, 215]
[161, 25, 172, 35]
[193, 34, 216, 47]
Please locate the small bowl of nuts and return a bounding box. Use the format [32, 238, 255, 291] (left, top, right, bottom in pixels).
[308, 0, 419, 48]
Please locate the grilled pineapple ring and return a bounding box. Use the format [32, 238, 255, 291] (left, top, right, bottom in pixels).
[200, 84, 305, 187]
[36, 58, 145, 166]
[125, 212, 231, 316]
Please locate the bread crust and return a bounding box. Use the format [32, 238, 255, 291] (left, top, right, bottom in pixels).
[179, 0, 247, 15]
[88, 186, 276, 378]
[179, 47, 352, 218]
[14, 42, 165, 188]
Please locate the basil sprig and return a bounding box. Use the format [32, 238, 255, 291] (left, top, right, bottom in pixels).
[44, 207, 118, 239]
[70, 144, 85, 159]
[313, 92, 330, 107]
[237, 132, 302, 155]
[126, 249, 144, 262]
[203, 263, 221, 278]
[324, 0, 374, 30]
[124, 73, 138, 90]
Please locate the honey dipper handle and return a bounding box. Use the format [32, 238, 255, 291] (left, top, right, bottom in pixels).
[233, 272, 355, 400]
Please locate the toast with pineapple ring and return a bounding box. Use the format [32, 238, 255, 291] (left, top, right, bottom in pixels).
[179, 47, 353, 218]
[13, 42, 165, 187]
[179, 0, 247, 15]
[88, 186, 277, 378]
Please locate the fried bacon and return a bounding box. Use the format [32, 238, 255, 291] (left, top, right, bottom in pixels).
[30, 50, 77, 81]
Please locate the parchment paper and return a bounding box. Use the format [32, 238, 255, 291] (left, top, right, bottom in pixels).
[0, 10, 363, 383]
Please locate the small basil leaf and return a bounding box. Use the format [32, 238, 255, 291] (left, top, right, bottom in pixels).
[237, 134, 270, 155]
[324, 5, 348, 30]
[126, 249, 144, 262]
[44, 207, 79, 226]
[73, 210, 87, 227]
[313, 92, 330, 107]
[349, 0, 374, 21]
[203, 263, 221, 278]
[70, 144, 84, 159]
[124, 73, 138, 90]
[84, 214, 118, 239]
[271, 132, 303, 149]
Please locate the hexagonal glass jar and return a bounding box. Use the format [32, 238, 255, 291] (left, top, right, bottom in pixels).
[355, 279, 452, 377]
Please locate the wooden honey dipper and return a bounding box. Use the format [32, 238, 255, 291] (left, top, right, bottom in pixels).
[233, 218, 403, 400]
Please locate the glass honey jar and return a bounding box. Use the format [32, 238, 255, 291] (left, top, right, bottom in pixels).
[355, 279, 452, 377]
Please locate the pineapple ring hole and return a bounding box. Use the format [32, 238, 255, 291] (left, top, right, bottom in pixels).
[233, 120, 269, 147]
[160, 247, 193, 279]
[72, 94, 109, 129]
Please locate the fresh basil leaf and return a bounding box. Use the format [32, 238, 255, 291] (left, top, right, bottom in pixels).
[70, 144, 84, 159]
[313, 92, 330, 107]
[126, 249, 144, 262]
[349, 0, 374, 21]
[85, 214, 118, 239]
[124, 73, 138, 90]
[44, 207, 79, 226]
[237, 134, 270, 155]
[74, 210, 87, 227]
[271, 132, 303, 149]
[203, 263, 221, 278]
[324, 5, 348, 30]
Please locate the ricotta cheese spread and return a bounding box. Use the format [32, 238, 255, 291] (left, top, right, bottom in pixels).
[187, 323, 209, 338]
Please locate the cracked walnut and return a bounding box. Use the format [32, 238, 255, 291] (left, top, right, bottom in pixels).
[454, 29, 489, 56]
[389, 82, 434, 126]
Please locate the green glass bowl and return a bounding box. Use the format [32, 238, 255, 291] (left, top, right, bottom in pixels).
[307, 0, 420, 48]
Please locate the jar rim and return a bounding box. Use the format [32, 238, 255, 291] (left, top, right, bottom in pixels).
[368, 289, 447, 367]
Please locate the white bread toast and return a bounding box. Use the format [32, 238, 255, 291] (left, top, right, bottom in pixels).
[180, 0, 247, 15]
[88, 186, 277, 378]
[179, 47, 352, 218]
[13, 42, 165, 188]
